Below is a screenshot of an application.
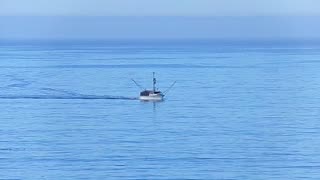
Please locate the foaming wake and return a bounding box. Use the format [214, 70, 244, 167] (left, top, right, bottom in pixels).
[0, 95, 138, 100]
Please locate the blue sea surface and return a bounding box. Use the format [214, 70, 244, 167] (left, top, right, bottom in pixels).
[1, 40, 320, 179]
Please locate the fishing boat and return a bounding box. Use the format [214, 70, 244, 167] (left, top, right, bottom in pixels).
[139, 72, 164, 101]
[132, 72, 175, 101]
[139, 89, 164, 101]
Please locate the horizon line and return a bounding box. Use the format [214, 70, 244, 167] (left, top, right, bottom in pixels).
[1, 15, 320, 18]
[2, 38, 320, 42]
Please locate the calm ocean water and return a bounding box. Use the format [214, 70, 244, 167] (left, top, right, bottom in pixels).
[1, 40, 320, 179]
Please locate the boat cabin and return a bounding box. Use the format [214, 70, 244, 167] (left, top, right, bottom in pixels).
[140, 90, 162, 96]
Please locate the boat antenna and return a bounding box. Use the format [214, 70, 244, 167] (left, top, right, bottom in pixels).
[153, 72, 156, 92]
[131, 79, 145, 90]
[163, 81, 177, 95]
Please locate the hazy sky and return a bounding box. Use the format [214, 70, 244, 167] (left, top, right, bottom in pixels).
[0, 0, 319, 40]
[1, 0, 320, 16]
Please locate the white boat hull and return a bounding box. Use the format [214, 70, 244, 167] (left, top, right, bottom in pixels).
[139, 94, 164, 101]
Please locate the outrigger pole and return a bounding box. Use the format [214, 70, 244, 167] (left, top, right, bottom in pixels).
[131, 79, 145, 90]
[163, 81, 177, 95]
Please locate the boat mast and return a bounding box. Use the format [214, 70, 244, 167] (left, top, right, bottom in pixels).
[153, 72, 156, 92]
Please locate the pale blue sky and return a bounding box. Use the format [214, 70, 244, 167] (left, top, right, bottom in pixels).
[0, 0, 319, 40]
[1, 0, 320, 16]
